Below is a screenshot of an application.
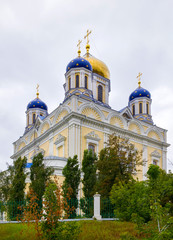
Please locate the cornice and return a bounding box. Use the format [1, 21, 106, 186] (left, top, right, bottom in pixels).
[11, 111, 170, 160]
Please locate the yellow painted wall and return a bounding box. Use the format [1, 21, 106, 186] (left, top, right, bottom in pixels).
[53, 128, 68, 158]
[18, 142, 26, 151]
[41, 122, 50, 135]
[55, 110, 68, 124]
[40, 141, 49, 157]
[81, 126, 104, 161]
[130, 141, 143, 181]
[30, 132, 38, 143]
[102, 110, 109, 118]
[58, 145, 63, 157]
[147, 147, 162, 168]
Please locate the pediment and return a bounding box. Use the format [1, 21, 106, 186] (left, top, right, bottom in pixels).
[119, 107, 133, 120]
[54, 134, 66, 145]
[85, 131, 101, 141]
[35, 116, 43, 130]
[31, 145, 45, 159]
[151, 150, 161, 158]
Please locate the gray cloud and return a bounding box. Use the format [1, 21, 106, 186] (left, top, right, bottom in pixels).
[0, 0, 173, 171]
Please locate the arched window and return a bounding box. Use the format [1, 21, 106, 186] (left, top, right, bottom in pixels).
[33, 113, 36, 124]
[85, 76, 88, 89]
[146, 103, 149, 114]
[139, 103, 142, 114]
[98, 85, 103, 102]
[76, 75, 79, 88]
[88, 144, 95, 155]
[68, 77, 71, 90]
[132, 104, 135, 116]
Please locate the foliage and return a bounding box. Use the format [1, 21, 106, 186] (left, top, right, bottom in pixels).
[0, 221, 144, 240]
[97, 134, 142, 198]
[110, 180, 151, 223]
[30, 153, 53, 206]
[80, 149, 97, 217]
[0, 165, 14, 202]
[41, 179, 81, 240]
[8, 157, 27, 220]
[19, 188, 42, 239]
[111, 164, 173, 239]
[82, 149, 97, 198]
[62, 155, 80, 217]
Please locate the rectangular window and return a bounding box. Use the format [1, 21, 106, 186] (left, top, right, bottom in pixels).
[33, 113, 36, 124]
[85, 75, 88, 89]
[146, 103, 149, 114]
[132, 105, 135, 116]
[139, 103, 142, 114]
[76, 75, 79, 88]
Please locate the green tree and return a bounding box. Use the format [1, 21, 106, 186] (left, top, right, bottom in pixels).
[82, 149, 97, 198]
[80, 150, 97, 217]
[0, 165, 14, 202]
[62, 155, 80, 218]
[97, 134, 142, 198]
[8, 156, 27, 220]
[30, 153, 53, 205]
[110, 180, 151, 223]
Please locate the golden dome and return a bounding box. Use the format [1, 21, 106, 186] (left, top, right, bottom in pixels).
[84, 53, 110, 79]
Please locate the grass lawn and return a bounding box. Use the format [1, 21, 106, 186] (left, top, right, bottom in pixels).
[0, 221, 144, 240]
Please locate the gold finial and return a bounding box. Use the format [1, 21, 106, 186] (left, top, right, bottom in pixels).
[36, 84, 39, 98]
[84, 29, 92, 55]
[77, 39, 82, 57]
[137, 72, 142, 87]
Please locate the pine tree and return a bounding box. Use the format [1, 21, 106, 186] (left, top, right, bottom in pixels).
[62, 155, 80, 217]
[30, 153, 53, 204]
[8, 156, 27, 220]
[82, 149, 97, 198]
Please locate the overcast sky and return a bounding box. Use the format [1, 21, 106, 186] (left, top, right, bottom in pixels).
[0, 0, 173, 172]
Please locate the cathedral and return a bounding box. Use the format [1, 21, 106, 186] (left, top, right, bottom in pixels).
[11, 31, 169, 194]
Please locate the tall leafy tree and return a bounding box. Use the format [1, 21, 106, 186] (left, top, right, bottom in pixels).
[9, 156, 27, 202]
[8, 156, 27, 220]
[0, 165, 14, 202]
[80, 149, 97, 217]
[62, 155, 80, 217]
[97, 134, 142, 198]
[82, 149, 97, 198]
[30, 153, 53, 204]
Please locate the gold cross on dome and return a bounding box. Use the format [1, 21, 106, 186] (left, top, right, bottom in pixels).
[137, 72, 142, 87]
[36, 84, 39, 98]
[84, 29, 92, 45]
[77, 39, 82, 57]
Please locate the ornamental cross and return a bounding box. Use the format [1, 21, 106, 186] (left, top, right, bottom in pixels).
[36, 84, 39, 97]
[77, 39, 82, 50]
[84, 29, 92, 44]
[136, 72, 142, 87]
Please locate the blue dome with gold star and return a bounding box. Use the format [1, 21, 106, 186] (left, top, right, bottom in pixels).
[129, 87, 151, 101]
[66, 57, 92, 73]
[27, 98, 48, 111]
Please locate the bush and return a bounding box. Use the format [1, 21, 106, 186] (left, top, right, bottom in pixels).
[41, 221, 81, 240]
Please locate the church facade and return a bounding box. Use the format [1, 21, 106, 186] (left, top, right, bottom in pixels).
[11, 33, 169, 195]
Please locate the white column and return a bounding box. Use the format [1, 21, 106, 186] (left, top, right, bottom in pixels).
[162, 148, 167, 171]
[143, 99, 146, 114]
[93, 193, 101, 220]
[143, 142, 148, 180]
[71, 72, 75, 88]
[49, 134, 54, 156]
